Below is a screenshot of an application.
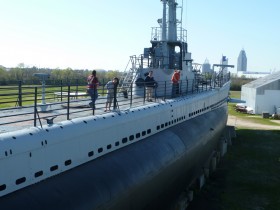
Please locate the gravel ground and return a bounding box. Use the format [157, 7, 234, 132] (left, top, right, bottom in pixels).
[227, 115, 280, 130]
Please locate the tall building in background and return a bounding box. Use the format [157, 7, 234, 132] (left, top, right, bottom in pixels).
[237, 48, 247, 72]
[202, 58, 211, 73]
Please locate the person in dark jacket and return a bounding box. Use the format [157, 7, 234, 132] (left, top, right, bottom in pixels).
[144, 71, 156, 102]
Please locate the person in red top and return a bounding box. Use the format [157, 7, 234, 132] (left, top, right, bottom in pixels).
[87, 70, 99, 108]
[171, 69, 180, 97]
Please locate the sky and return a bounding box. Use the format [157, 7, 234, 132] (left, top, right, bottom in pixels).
[0, 0, 279, 73]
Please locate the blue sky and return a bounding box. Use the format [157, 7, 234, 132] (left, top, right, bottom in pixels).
[0, 0, 279, 73]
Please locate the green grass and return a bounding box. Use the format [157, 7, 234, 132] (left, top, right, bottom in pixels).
[222, 130, 278, 210]
[189, 130, 280, 210]
[0, 85, 98, 108]
[229, 90, 241, 99]
[222, 129, 280, 210]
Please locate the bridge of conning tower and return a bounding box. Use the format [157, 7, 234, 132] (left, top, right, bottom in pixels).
[143, 0, 188, 70]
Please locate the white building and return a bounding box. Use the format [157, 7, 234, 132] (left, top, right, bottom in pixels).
[237, 71, 271, 79]
[237, 49, 247, 72]
[241, 71, 280, 114]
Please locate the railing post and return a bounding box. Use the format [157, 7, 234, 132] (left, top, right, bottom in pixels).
[75, 79, 79, 96]
[192, 79, 194, 94]
[60, 80, 63, 101]
[34, 87, 37, 127]
[113, 82, 117, 110]
[214, 76, 216, 89]
[130, 83, 133, 107]
[67, 85, 70, 120]
[92, 87, 96, 115]
[143, 83, 146, 104]
[186, 79, 188, 95]
[164, 81, 166, 100]
[153, 83, 157, 101]
[180, 80, 182, 96]
[202, 79, 204, 92]
[102, 78, 105, 95]
[18, 80, 22, 107]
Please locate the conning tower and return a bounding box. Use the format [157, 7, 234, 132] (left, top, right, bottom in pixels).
[145, 0, 189, 70]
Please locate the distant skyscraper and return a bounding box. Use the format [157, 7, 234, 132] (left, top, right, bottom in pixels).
[202, 58, 211, 73]
[237, 49, 247, 72]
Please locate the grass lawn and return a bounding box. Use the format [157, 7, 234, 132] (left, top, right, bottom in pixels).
[229, 90, 241, 99]
[0, 85, 107, 108]
[189, 129, 280, 210]
[188, 91, 280, 210]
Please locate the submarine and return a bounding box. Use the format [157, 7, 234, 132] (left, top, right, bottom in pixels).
[0, 0, 232, 209]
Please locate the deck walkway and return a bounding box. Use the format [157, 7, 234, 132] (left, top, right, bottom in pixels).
[0, 95, 166, 134]
[0, 78, 224, 134]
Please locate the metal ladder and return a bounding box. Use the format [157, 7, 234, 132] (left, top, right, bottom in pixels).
[119, 55, 141, 94]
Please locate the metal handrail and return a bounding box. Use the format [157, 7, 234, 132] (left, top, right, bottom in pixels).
[0, 74, 230, 133]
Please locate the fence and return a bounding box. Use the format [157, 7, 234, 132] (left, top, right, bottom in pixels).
[0, 74, 230, 132]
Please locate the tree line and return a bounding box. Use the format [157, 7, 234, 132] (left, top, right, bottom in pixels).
[0, 64, 123, 85]
[230, 76, 254, 91]
[0, 64, 254, 89]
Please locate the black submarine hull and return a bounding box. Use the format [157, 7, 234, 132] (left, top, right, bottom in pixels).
[0, 105, 227, 210]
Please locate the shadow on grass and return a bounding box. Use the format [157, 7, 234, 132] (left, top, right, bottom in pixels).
[188, 129, 280, 210]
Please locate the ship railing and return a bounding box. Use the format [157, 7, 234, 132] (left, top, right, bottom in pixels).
[0, 74, 230, 133]
[151, 27, 187, 43]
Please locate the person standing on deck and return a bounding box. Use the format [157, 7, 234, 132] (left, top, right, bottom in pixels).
[171, 69, 180, 97]
[87, 70, 99, 108]
[145, 71, 157, 102]
[104, 77, 118, 112]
